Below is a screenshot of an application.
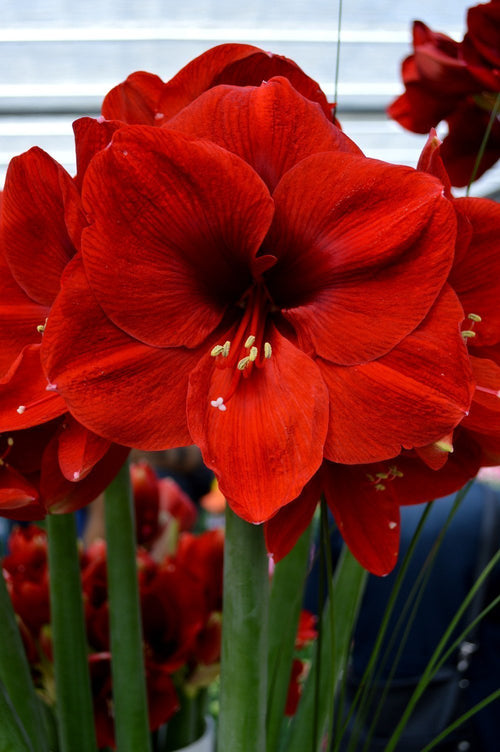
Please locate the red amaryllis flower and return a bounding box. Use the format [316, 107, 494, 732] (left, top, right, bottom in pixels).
[267, 132, 500, 575]
[388, 4, 500, 186]
[0, 146, 128, 519]
[41, 77, 473, 525]
[101, 42, 334, 125]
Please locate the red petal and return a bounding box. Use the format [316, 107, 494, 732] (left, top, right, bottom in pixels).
[0, 251, 49, 376]
[41, 256, 195, 449]
[0, 344, 66, 430]
[1, 148, 78, 305]
[321, 287, 474, 464]
[81, 126, 274, 348]
[264, 474, 321, 562]
[168, 76, 360, 191]
[72, 116, 123, 190]
[268, 152, 456, 364]
[40, 432, 129, 514]
[187, 326, 329, 523]
[101, 71, 165, 124]
[450, 197, 500, 346]
[463, 356, 500, 435]
[57, 415, 113, 481]
[0, 465, 41, 520]
[323, 461, 401, 576]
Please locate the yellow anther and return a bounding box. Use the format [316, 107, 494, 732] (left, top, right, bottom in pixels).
[264, 342, 272, 359]
[222, 341, 231, 357]
[249, 346, 258, 362]
[435, 438, 454, 453]
[375, 483, 386, 492]
[37, 318, 48, 334]
[462, 330, 476, 339]
[468, 313, 482, 322]
[244, 335, 256, 348]
[388, 465, 404, 478]
[7, 438, 13, 447]
[237, 356, 251, 371]
[211, 345, 225, 357]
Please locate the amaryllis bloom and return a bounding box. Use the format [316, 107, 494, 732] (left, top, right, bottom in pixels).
[267, 132, 500, 576]
[388, 3, 500, 186]
[0, 146, 128, 519]
[42, 77, 473, 524]
[101, 42, 334, 126]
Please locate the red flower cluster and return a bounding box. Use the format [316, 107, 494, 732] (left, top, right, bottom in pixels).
[2, 519, 224, 749]
[388, 0, 500, 186]
[1, 42, 498, 576]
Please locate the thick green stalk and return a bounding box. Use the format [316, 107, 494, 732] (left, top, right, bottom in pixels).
[0, 569, 48, 752]
[47, 512, 97, 752]
[105, 461, 152, 752]
[217, 506, 269, 752]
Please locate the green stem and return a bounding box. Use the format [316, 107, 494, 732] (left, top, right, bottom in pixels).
[104, 461, 152, 752]
[0, 572, 47, 752]
[217, 506, 269, 752]
[47, 512, 97, 752]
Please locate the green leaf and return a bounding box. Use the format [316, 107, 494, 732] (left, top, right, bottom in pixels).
[266, 524, 313, 752]
[0, 566, 48, 752]
[285, 545, 367, 752]
[0, 679, 35, 752]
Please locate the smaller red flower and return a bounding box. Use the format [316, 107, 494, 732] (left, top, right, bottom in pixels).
[388, 3, 500, 186]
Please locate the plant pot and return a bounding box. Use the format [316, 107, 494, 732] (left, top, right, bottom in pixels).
[172, 716, 215, 752]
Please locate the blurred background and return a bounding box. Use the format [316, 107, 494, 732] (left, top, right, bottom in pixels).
[1, 0, 499, 195]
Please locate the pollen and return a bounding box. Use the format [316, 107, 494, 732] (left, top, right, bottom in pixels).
[37, 318, 48, 334]
[237, 356, 251, 371]
[468, 313, 482, 323]
[16, 405, 26, 414]
[46, 382, 58, 391]
[461, 330, 476, 339]
[264, 342, 272, 359]
[210, 397, 227, 412]
[73, 471, 81, 480]
[388, 521, 398, 529]
[249, 346, 258, 362]
[244, 335, 256, 348]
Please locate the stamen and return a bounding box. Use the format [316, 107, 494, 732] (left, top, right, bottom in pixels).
[72, 471, 81, 481]
[388, 521, 398, 530]
[244, 335, 256, 348]
[0, 436, 14, 463]
[16, 405, 26, 414]
[211, 345, 225, 357]
[249, 346, 258, 362]
[46, 382, 58, 392]
[237, 356, 251, 371]
[461, 330, 476, 339]
[37, 318, 48, 334]
[16, 391, 59, 415]
[264, 342, 272, 359]
[468, 313, 482, 323]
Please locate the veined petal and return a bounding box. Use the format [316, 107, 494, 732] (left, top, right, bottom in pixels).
[57, 415, 113, 482]
[159, 43, 334, 121]
[101, 71, 165, 124]
[187, 326, 329, 523]
[321, 287, 474, 464]
[81, 126, 274, 348]
[450, 197, 500, 346]
[41, 256, 196, 450]
[267, 151, 456, 364]
[40, 436, 129, 514]
[323, 461, 401, 576]
[462, 356, 500, 435]
[264, 474, 321, 562]
[73, 116, 124, 190]
[168, 76, 360, 191]
[0, 344, 67, 430]
[0, 253, 49, 376]
[0, 465, 41, 520]
[1, 147, 78, 305]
